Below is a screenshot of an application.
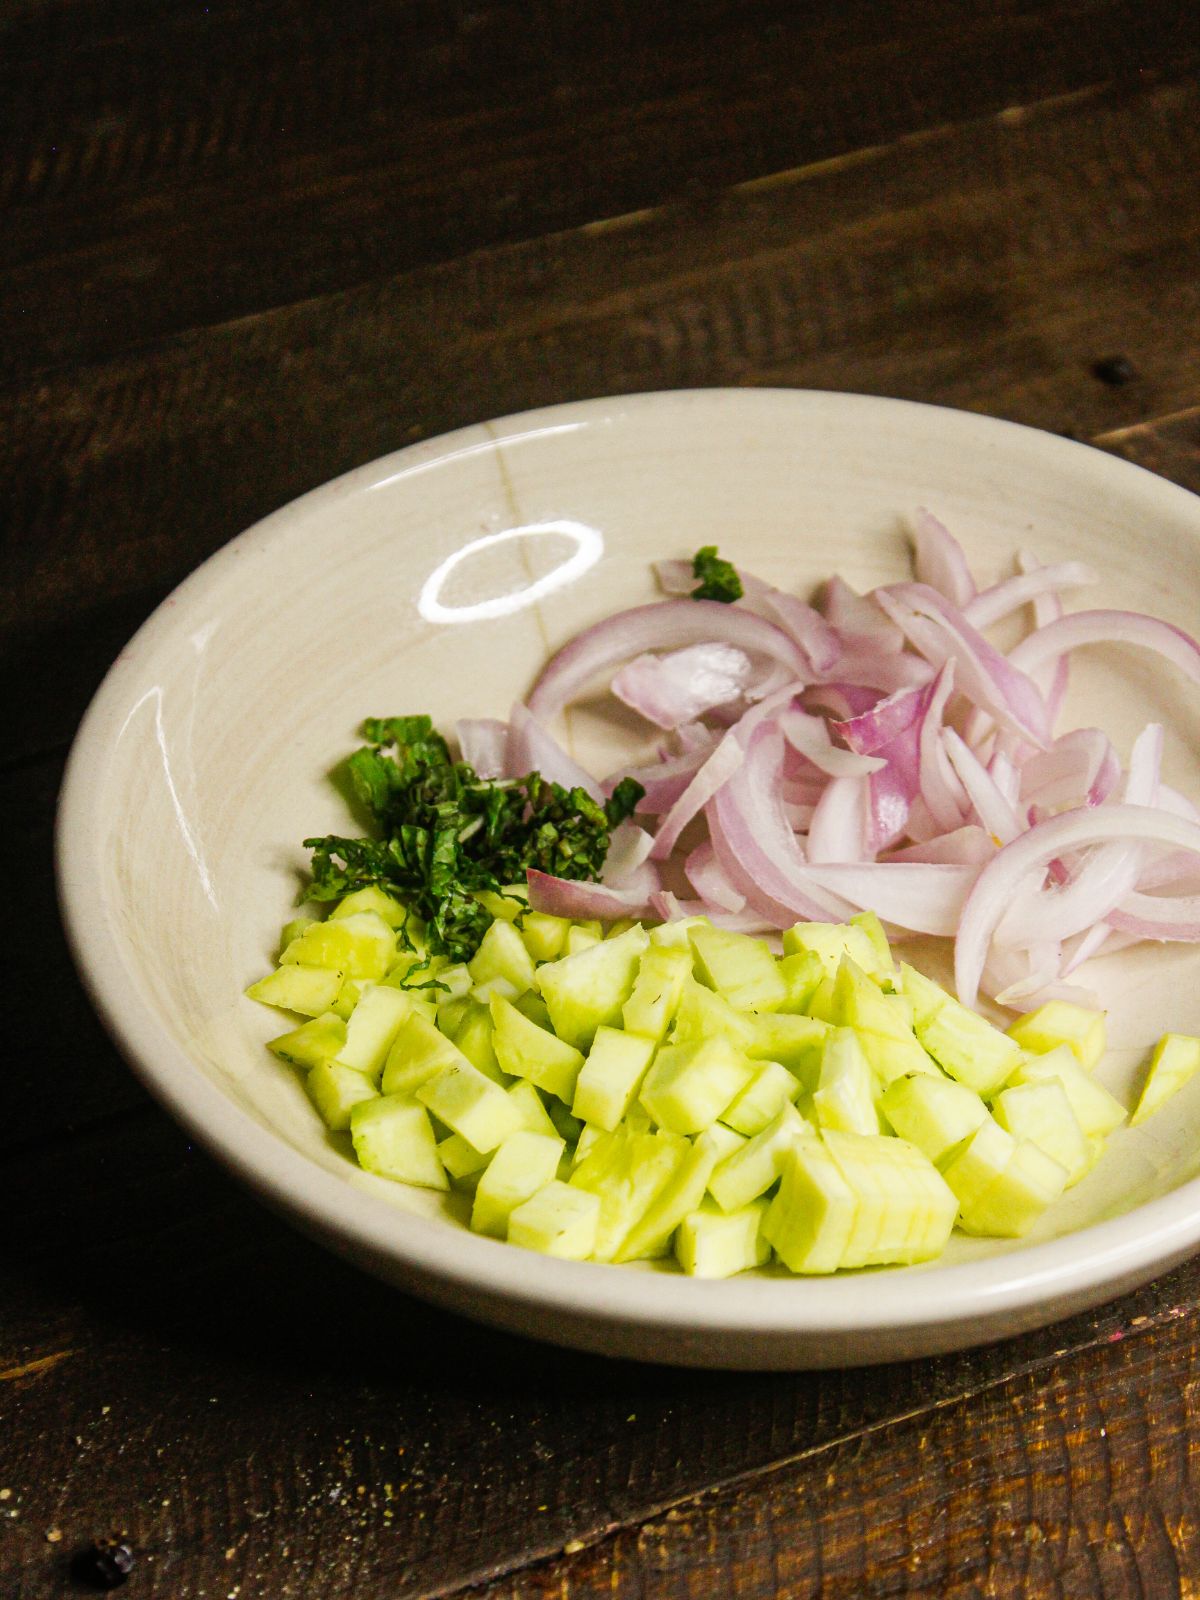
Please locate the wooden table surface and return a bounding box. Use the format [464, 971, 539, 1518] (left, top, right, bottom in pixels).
[5, 3, 1200, 1595]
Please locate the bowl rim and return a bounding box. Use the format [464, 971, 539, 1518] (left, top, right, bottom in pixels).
[55, 386, 1200, 1349]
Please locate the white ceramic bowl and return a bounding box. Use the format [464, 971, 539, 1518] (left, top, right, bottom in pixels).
[57, 389, 1200, 1369]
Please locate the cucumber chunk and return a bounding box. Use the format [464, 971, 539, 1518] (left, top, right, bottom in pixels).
[1007, 1001, 1106, 1072]
[638, 1037, 756, 1136]
[614, 1125, 734, 1263]
[677, 1198, 771, 1278]
[879, 1071, 989, 1164]
[763, 1134, 857, 1273]
[813, 1028, 881, 1137]
[349, 1095, 447, 1189]
[508, 1180, 600, 1259]
[622, 946, 693, 1041]
[520, 911, 571, 963]
[306, 1060, 379, 1130]
[782, 921, 877, 981]
[708, 1102, 807, 1213]
[822, 1129, 957, 1268]
[280, 911, 397, 979]
[742, 1012, 829, 1087]
[721, 1059, 801, 1137]
[993, 1080, 1090, 1185]
[688, 923, 787, 1012]
[671, 978, 758, 1053]
[335, 983, 413, 1080]
[1009, 1047, 1126, 1138]
[246, 963, 344, 1017]
[535, 926, 649, 1050]
[268, 1011, 347, 1071]
[381, 1011, 474, 1096]
[1131, 1033, 1200, 1126]
[569, 1125, 688, 1261]
[490, 994, 585, 1102]
[471, 1130, 565, 1238]
[415, 1059, 524, 1152]
[329, 886, 411, 928]
[572, 1026, 658, 1132]
[775, 949, 825, 1014]
[467, 918, 537, 996]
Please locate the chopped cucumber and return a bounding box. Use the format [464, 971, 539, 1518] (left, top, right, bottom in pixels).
[671, 978, 757, 1052]
[535, 926, 649, 1050]
[1131, 1033, 1200, 1126]
[1006, 1001, 1106, 1072]
[813, 1028, 881, 1137]
[762, 1134, 856, 1274]
[708, 1101, 806, 1213]
[993, 1080, 1090, 1185]
[349, 1095, 447, 1189]
[471, 1130, 565, 1238]
[467, 918, 537, 995]
[1009, 1047, 1126, 1138]
[721, 1059, 801, 1137]
[742, 1012, 829, 1086]
[415, 1059, 524, 1152]
[507, 1180, 600, 1259]
[520, 911, 571, 963]
[490, 993, 585, 1102]
[381, 1011, 474, 1096]
[335, 983, 413, 1080]
[268, 1011, 347, 1071]
[280, 911, 396, 979]
[572, 1026, 658, 1132]
[306, 1060, 379, 1130]
[622, 946, 693, 1040]
[638, 1037, 756, 1136]
[879, 1071, 988, 1164]
[329, 885, 411, 928]
[676, 1198, 771, 1278]
[782, 921, 877, 981]
[688, 923, 787, 1012]
[246, 963, 344, 1017]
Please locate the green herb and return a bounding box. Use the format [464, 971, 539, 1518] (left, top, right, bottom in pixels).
[690, 545, 743, 603]
[303, 717, 643, 966]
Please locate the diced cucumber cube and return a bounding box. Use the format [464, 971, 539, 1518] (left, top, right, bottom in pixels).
[381, 1011, 473, 1095]
[306, 1060, 379, 1130]
[721, 1059, 800, 1137]
[676, 1198, 770, 1278]
[615, 1125, 734, 1263]
[853, 1025, 939, 1087]
[762, 1135, 856, 1274]
[349, 1094, 447, 1189]
[330, 886, 410, 928]
[437, 996, 471, 1037]
[446, 998, 507, 1084]
[246, 963, 344, 1017]
[830, 956, 912, 1039]
[280, 911, 397, 979]
[572, 1026, 658, 1131]
[688, 924, 786, 1012]
[897, 961, 953, 1030]
[1007, 1001, 1106, 1071]
[569, 1126, 688, 1261]
[850, 910, 895, 981]
[708, 1102, 806, 1213]
[639, 1037, 756, 1135]
[566, 926, 602, 955]
[506, 1079, 562, 1140]
[622, 946, 694, 1041]
[743, 1013, 829, 1087]
[671, 979, 757, 1052]
[813, 1028, 881, 1137]
[280, 915, 316, 957]
[956, 1139, 1068, 1237]
[775, 949, 825, 1014]
[437, 1131, 491, 1183]
[1009, 1047, 1127, 1137]
[605, 918, 639, 939]
[993, 1080, 1090, 1185]
[535, 926, 649, 1050]
[416, 1059, 524, 1152]
[572, 1122, 605, 1167]
[334, 983, 413, 1081]
[433, 964, 473, 1004]
[332, 972, 372, 1020]
[822, 1130, 957, 1267]
[520, 911, 571, 963]
[782, 921, 877, 981]
[938, 1118, 1017, 1214]
[490, 994, 585, 1102]
[648, 915, 710, 949]
[806, 974, 836, 1022]
[508, 1180, 599, 1259]
[914, 992, 1021, 1098]
[471, 1130, 565, 1238]
[468, 918, 537, 996]
[879, 1071, 988, 1163]
[473, 885, 528, 923]
[1131, 1033, 1200, 1126]
[268, 1011, 347, 1071]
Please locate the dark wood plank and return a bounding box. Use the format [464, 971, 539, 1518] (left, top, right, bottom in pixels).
[4, 1098, 1200, 1599]
[3, 77, 1200, 762]
[462, 1306, 1200, 1599]
[4, 1, 1197, 378]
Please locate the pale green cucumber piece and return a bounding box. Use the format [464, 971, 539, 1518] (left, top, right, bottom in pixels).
[281, 911, 396, 979]
[622, 945, 694, 1041]
[605, 918, 639, 939]
[688, 923, 786, 1012]
[572, 1026, 658, 1131]
[332, 972, 372, 1021]
[335, 984, 413, 1080]
[381, 1011, 473, 1095]
[813, 1028, 881, 1137]
[505, 1079, 561, 1139]
[490, 993, 585, 1102]
[614, 1126, 733, 1262]
[830, 956, 914, 1039]
[822, 1129, 957, 1268]
[280, 915, 316, 957]
[437, 1131, 491, 1183]
[879, 1071, 988, 1163]
[648, 914, 710, 949]
[473, 884, 528, 922]
[775, 949, 825, 1015]
[721, 1059, 800, 1137]
[956, 1139, 1068, 1237]
[437, 996, 472, 1037]
[676, 1198, 771, 1278]
[569, 1126, 688, 1261]
[330, 885, 411, 928]
[897, 961, 953, 1030]
[708, 1102, 806, 1213]
[806, 974, 836, 1022]
[508, 1180, 599, 1259]
[349, 1094, 447, 1189]
[850, 910, 895, 981]
[513, 989, 554, 1030]
[938, 1118, 1017, 1217]
[1007, 1001, 1106, 1071]
[447, 999, 507, 1084]
[468, 918, 537, 995]
[471, 1130, 565, 1238]
[743, 1012, 829, 1088]
[470, 976, 520, 1008]
[671, 978, 757, 1052]
[1131, 1033, 1200, 1126]
[853, 1026, 939, 1087]
[1009, 1047, 1127, 1137]
[782, 921, 877, 981]
[535, 925, 649, 1050]
[415, 1058, 524, 1152]
[572, 1122, 606, 1167]
[247, 964, 344, 1017]
[268, 1011, 347, 1071]
[566, 926, 602, 955]
[762, 1134, 856, 1274]
[546, 1097, 583, 1146]
[306, 1060, 378, 1130]
[914, 992, 1021, 1097]
[993, 1080, 1090, 1185]
[434, 963, 473, 1004]
[520, 911, 571, 963]
[639, 1037, 755, 1135]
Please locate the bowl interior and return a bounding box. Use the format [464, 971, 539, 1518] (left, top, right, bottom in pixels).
[60, 389, 1200, 1357]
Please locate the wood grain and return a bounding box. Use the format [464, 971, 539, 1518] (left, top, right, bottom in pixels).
[4, 76, 1200, 762]
[4, 0, 1196, 379]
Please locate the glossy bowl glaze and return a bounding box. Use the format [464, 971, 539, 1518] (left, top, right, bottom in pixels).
[57, 389, 1200, 1368]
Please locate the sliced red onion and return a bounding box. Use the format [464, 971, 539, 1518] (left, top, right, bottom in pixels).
[885, 825, 997, 865]
[813, 649, 935, 695]
[762, 591, 842, 672]
[918, 663, 968, 833]
[684, 840, 747, 912]
[601, 819, 657, 887]
[964, 561, 1097, 631]
[831, 682, 926, 755]
[648, 889, 780, 935]
[611, 642, 753, 730]
[797, 862, 977, 937]
[777, 708, 885, 776]
[1107, 895, 1200, 941]
[1008, 609, 1200, 688]
[821, 576, 905, 652]
[455, 717, 510, 779]
[942, 728, 1023, 844]
[956, 803, 1200, 1007]
[987, 750, 1020, 808]
[807, 775, 869, 863]
[912, 507, 977, 608]
[505, 702, 605, 801]
[649, 731, 745, 861]
[526, 869, 657, 920]
[528, 599, 810, 722]
[1018, 729, 1120, 809]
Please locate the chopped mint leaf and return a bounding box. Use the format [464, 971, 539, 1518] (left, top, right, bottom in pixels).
[690, 545, 743, 603]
